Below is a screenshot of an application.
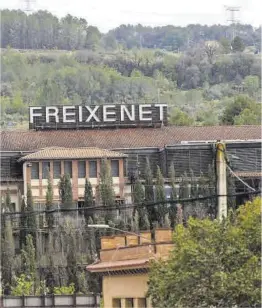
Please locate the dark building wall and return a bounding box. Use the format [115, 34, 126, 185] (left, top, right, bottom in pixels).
[1, 142, 261, 182]
[0, 152, 24, 180]
[226, 143, 261, 173]
[164, 145, 215, 178]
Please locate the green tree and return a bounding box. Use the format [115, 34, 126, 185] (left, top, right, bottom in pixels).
[11, 274, 34, 296]
[83, 179, 94, 222]
[46, 172, 54, 229]
[87, 216, 97, 260]
[21, 234, 37, 289]
[169, 107, 194, 126]
[155, 166, 167, 226]
[233, 108, 261, 125]
[169, 163, 178, 228]
[85, 26, 101, 51]
[1, 217, 15, 290]
[243, 75, 260, 98]
[148, 198, 261, 307]
[59, 174, 73, 209]
[133, 179, 149, 230]
[144, 158, 155, 227]
[231, 36, 245, 52]
[26, 185, 37, 244]
[220, 95, 259, 125]
[98, 159, 115, 222]
[220, 37, 231, 54]
[4, 188, 12, 212]
[20, 197, 27, 248]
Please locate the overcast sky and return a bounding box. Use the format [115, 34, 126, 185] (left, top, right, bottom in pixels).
[1, 0, 261, 32]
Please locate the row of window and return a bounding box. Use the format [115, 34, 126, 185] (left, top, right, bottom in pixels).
[112, 298, 147, 308]
[31, 160, 120, 179]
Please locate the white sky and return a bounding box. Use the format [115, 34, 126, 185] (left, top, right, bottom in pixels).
[0, 0, 261, 32]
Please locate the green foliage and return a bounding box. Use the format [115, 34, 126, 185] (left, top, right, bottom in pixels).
[155, 166, 167, 226]
[26, 185, 37, 242]
[84, 179, 94, 221]
[220, 37, 231, 54]
[59, 174, 73, 208]
[243, 75, 260, 98]
[11, 274, 34, 296]
[148, 197, 261, 307]
[21, 235, 36, 280]
[133, 179, 150, 230]
[1, 217, 15, 287]
[20, 197, 27, 248]
[53, 283, 75, 295]
[169, 107, 194, 126]
[220, 95, 260, 125]
[46, 172, 54, 228]
[231, 36, 245, 52]
[98, 159, 115, 223]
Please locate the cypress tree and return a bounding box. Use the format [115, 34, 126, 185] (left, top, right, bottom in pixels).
[99, 159, 115, 222]
[155, 166, 167, 227]
[20, 197, 27, 248]
[21, 234, 37, 289]
[59, 174, 73, 209]
[144, 158, 155, 228]
[87, 217, 97, 260]
[131, 209, 139, 233]
[133, 179, 149, 230]
[144, 158, 154, 203]
[169, 163, 178, 228]
[84, 179, 93, 222]
[46, 172, 54, 229]
[1, 217, 15, 291]
[26, 185, 37, 245]
[5, 188, 12, 212]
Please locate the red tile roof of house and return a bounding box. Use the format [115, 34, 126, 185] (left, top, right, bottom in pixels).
[18, 147, 127, 161]
[1, 125, 261, 151]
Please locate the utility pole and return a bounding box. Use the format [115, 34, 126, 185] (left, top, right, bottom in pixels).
[225, 6, 241, 40]
[216, 142, 227, 220]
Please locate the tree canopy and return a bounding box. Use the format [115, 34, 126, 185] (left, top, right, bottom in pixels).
[148, 197, 261, 307]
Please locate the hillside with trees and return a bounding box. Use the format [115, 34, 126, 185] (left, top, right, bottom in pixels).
[1, 9, 261, 129]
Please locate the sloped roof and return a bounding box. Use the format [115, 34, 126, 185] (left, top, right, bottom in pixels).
[1, 125, 261, 151]
[18, 147, 127, 161]
[86, 258, 150, 272]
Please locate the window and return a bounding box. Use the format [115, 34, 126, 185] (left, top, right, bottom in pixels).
[89, 161, 97, 178]
[78, 161, 86, 178]
[53, 161, 61, 179]
[11, 203, 16, 212]
[111, 160, 119, 177]
[64, 161, 72, 177]
[42, 161, 50, 179]
[137, 298, 147, 308]
[125, 298, 134, 308]
[31, 162, 39, 179]
[112, 299, 121, 308]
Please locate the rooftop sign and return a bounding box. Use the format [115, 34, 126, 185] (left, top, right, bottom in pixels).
[29, 104, 168, 130]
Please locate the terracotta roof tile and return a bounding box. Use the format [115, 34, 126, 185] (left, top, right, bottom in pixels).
[18, 147, 127, 161]
[1, 125, 261, 151]
[86, 258, 150, 272]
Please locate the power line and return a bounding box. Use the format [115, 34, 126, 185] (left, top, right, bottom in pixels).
[2, 190, 260, 217]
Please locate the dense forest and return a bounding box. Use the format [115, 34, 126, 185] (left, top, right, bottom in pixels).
[1, 10, 261, 51]
[1, 9, 261, 129]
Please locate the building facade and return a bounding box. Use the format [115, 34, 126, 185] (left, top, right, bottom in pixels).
[1, 125, 261, 210]
[87, 229, 174, 308]
[18, 147, 127, 206]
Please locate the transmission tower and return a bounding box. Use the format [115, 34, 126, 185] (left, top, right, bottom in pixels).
[225, 6, 241, 40]
[21, 0, 36, 14]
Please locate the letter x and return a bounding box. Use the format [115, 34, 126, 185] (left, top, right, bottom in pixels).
[85, 106, 100, 122]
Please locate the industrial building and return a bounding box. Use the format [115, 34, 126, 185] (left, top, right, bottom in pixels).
[1, 124, 261, 211]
